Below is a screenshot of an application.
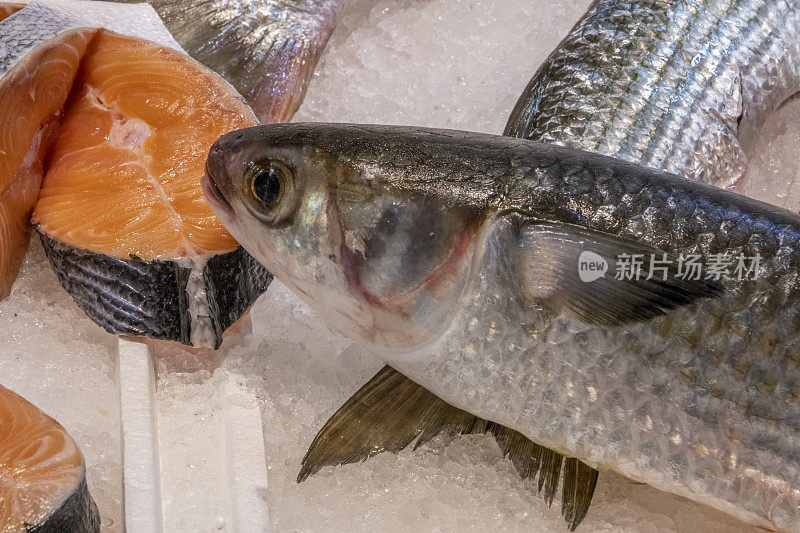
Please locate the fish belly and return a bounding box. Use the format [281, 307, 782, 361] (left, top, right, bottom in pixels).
[386, 215, 800, 531]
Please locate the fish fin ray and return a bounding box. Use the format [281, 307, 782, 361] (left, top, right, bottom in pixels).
[297, 365, 490, 482]
[562, 457, 600, 530]
[516, 220, 723, 326]
[299, 366, 598, 530]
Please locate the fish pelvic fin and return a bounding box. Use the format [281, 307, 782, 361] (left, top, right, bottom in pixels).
[298, 365, 599, 530]
[516, 219, 724, 327]
[137, 0, 343, 123]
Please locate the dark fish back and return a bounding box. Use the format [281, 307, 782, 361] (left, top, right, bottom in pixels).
[505, 0, 800, 187]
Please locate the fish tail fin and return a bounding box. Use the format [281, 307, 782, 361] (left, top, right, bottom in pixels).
[133, 0, 343, 123]
[299, 365, 599, 530]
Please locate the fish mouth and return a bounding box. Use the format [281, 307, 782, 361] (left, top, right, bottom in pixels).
[201, 171, 233, 218]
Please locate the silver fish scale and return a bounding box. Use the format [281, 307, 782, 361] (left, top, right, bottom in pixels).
[211, 117, 800, 526]
[505, 0, 800, 188]
[389, 152, 800, 530]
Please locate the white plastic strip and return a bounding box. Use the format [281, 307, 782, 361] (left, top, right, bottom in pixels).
[220, 376, 270, 532]
[117, 337, 164, 533]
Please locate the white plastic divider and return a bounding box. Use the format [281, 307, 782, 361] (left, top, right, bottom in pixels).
[116, 331, 270, 532]
[219, 374, 271, 533]
[117, 337, 163, 533]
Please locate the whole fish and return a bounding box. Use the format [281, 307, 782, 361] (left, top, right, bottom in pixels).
[506, 0, 800, 191]
[117, 0, 349, 123]
[204, 123, 800, 531]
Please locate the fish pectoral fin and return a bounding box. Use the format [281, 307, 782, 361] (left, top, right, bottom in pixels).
[298, 365, 599, 531]
[516, 221, 723, 327]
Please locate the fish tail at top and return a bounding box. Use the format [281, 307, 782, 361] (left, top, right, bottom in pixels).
[125, 0, 347, 123]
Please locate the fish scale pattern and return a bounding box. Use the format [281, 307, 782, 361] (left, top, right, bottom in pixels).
[38, 229, 272, 349]
[505, 0, 800, 188]
[0, 5, 69, 74]
[32, 478, 101, 533]
[117, 0, 345, 123]
[37, 228, 186, 342]
[391, 153, 800, 529]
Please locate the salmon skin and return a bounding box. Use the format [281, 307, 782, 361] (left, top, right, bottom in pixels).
[117, 0, 350, 123]
[505, 0, 800, 192]
[0, 385, 100, 533]
[0, 1, 272, 348]
[37, 231, 270, 345]
[205, 123, 800, 531]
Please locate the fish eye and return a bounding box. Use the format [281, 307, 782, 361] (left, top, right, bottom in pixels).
[252, 165, 284, 206]
[243, 159, 298, 225]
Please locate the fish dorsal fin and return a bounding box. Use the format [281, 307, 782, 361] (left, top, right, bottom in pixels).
[517, 220, 723, 326]
[298, 365, 598, 530]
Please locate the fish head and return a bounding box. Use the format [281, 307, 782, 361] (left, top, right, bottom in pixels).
[204, 123, 493, 353]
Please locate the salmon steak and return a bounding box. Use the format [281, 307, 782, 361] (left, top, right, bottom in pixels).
[0, 1, 275, 348]
[0, 384, 100, 532]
